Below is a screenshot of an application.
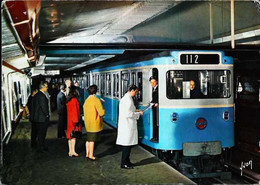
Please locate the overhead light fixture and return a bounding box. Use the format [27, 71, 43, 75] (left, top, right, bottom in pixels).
[65, 55, 115, 71]
[36, 55, 46, 66]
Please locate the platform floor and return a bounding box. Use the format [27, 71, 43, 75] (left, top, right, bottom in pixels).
[1, 112, 195, 184]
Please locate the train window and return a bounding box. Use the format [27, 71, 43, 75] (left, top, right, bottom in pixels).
[95, 74, 100, 93]
[83, 75, 88, 90]
[92, 74, 95, 85]
[100, 74, 105, 95]
[131, 72, 136, 85]
[80, 77, 84, 88]
[87, 75, 90, 89]
[113, 73, 119, 98]
[166, 70, 231, 99]
[106, 74, 111, 96]
[82, 76, 86, 90]
[121, 71, 130, 97]
[137, 72, 143, 102]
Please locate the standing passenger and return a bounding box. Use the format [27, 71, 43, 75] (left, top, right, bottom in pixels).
[83, 85, 105, 161]
[75, 81, 84, 114]
[149, 76, 159, 142]
[66, 86, 81, 157]
[44, 85, 51, 117]
[57, 84, 67, 138]
[28, 87, 38, 148]
[30, 82, 50, 152]
[116, 85, 144, 169]
[49, 83, 59, 111]
[65, 79, 72, 97]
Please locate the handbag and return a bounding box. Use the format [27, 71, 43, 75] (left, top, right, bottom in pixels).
[70, 122, 82, 138]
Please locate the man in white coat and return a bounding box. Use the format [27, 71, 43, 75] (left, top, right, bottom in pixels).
[116, 85, 144, 169]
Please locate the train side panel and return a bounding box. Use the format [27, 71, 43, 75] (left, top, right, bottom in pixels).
[102, 97, 119, 128]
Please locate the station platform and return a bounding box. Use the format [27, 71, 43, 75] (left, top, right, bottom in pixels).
[1, 112, 195, 184]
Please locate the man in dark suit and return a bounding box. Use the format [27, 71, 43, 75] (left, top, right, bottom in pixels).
[57, 84, 67, 138]
[190, 80, 203, 99]
[28, 87, 39, 148]
[149, 76, 159, 142]
[30, 81, 50, 152]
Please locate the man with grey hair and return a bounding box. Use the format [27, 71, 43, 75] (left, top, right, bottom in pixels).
[30, 81, 50, 152]
[57, 84, 67, 138]
[65, 79, 72, 97]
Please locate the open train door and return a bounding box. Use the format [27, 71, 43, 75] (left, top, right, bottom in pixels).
[149, 68, 159, 143]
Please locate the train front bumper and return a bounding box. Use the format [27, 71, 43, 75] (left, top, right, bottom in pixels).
[183, 141, 222, 156]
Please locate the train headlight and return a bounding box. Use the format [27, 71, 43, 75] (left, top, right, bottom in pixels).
[223, 111, 229, 121]
[171, 112, 178, 122]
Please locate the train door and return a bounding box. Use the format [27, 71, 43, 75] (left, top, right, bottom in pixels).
[130, 70, 143, 106]
[112, 72, 120, 126]
[149, 68, 159, 142]
[137, 71, 143, 102]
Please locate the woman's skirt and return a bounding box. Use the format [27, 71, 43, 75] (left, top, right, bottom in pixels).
[87, 132, 101, 142]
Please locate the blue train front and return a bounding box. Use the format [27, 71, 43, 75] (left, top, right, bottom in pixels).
[84, 50, 234, 157]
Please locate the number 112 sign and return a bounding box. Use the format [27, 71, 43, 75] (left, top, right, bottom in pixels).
[180, 54, 220, 64]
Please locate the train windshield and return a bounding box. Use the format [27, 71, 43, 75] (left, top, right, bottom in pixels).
[166, 70, 231, 99]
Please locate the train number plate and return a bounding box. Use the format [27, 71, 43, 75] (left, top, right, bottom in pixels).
[180, 54, 220, 64]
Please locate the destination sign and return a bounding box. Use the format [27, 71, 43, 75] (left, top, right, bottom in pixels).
[180, 54, 220, 64]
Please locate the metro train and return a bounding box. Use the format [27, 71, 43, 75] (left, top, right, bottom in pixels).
[72, 50, 234, 176]
[1, 50, 234, 176]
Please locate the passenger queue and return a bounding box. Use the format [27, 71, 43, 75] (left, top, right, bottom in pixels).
[26, 77, 161, 169]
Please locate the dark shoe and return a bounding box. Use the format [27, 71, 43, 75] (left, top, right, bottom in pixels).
[128, 162, 135, 167]
[121, 164, 134, 169]
[150, 138, 158, 143]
